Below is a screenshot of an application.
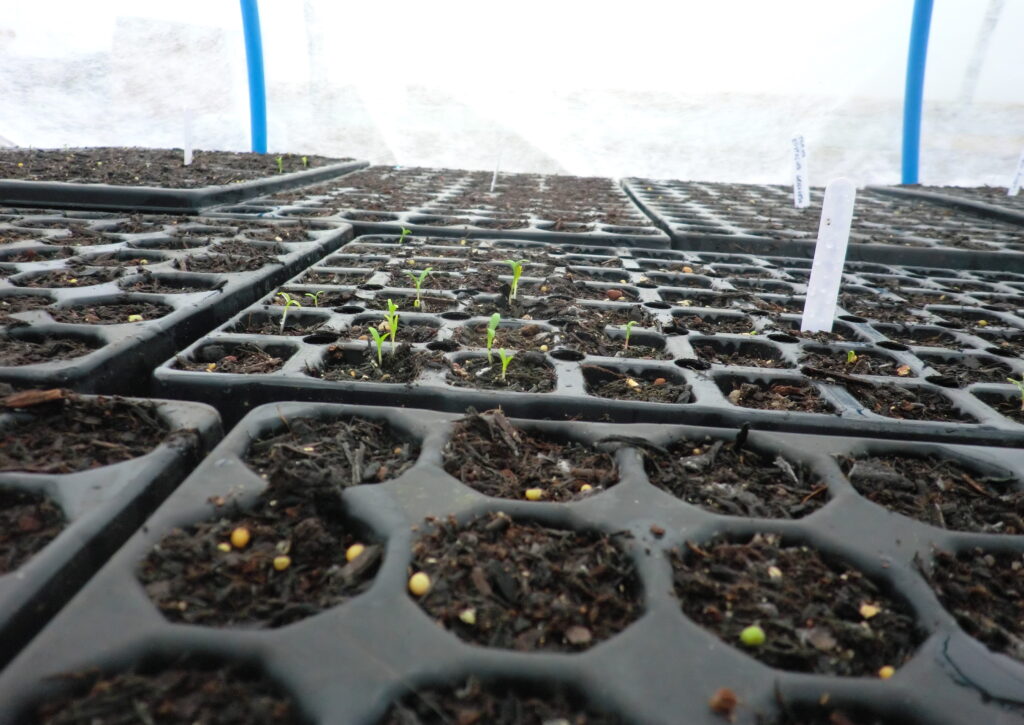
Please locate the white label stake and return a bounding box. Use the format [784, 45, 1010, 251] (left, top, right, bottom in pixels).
[801, 178, 856, 333]
[1009, 150, 1024, 196]
[792, 135, 809, 208]
[490, 149, 503, 193]
[183, 109, 194, 166]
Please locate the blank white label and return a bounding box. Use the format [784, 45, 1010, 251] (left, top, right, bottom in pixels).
[1009, 150, 1024, 196]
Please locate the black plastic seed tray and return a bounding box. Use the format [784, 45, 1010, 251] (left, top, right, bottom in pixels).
[0, 157, 368, 214]
[623, 179, 1024, 271]
[0, 393, 221, 670]
[868, 184, 1024, 227]
[1, 402, 1022, 724]
[0, 210, 354, 394]
[205, 165, 671, 248]
[148, 234, 1024, 445]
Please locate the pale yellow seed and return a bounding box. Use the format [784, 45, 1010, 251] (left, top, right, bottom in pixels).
[525, 488, 544, 501]
[273, 555, 291, 571]
[230, 527, 251, 549]
[768, 566, 783, 579]
[625, 377, 641, 389]
[580, 484, 593, 493]
[458, 608, 477, 625]
[878, 665, 895, 679]
[539, 344, 549, 352]
[408, 572, 431, 596]
[860, 603, 881, 619]
[346, 543, 366, 562]
[217, 542, 231, 553]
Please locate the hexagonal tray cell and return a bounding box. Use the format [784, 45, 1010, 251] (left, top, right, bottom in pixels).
[918, 351, 1017, 387]
[840, 453, 1023, 534]
[408, 511, 642, 652]
[844, 381, 977, 424]
[641, 434, 827, 519]
[0, 392, 219, 669]
[669, 533, 925, 676]
[719, 375, 835, 415]
[441, 410, 619, 502]
[174, 340, 295, 375]
[0, 211, 354, 394]
[446, 351, 557, 393]
[582, 362, 694, 404]
[692, 337, 793, 368]
[799, 345, 913, 378]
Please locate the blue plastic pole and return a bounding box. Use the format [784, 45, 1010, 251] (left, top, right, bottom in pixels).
[240, 0, 267, 153]
[901, 0, 934, 184]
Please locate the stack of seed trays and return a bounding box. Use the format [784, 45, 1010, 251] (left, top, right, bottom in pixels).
[205, 165, 670, 248]
[0, 148, 367, 213]
[869, 184, 1024, 226]
[0, 209, 354, 393]
[151, 234, 1024, 443]
[622, 179, 1024, 269]
[0, 390, 221, 670]
[0, 402, 1021, 724]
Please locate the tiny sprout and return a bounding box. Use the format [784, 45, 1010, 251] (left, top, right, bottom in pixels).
[301, 155, 308, 168]
[624, 320, 637, 350]
[275, 155, 284, 174]
[398, 227, 412, 244]
[458, 608, 477, 625]
[497, 348, 515, 381]
[486, 313, 501, 364]
[276, 292, 302, 333]
[1008, 377, 1024, 410]
[230, 527, 251, 549]
[345, 543, 365, 562]
[404, 267, 433, 308]
[739, 625, 766, 647]
[216, 542, 231, 553]
[504, 259, 529, 302]
[846, 350, 859, 364]
[384, 299, 400, 351]
[304, 290, 324, 307]
[127, 314, 144, 322]
[367, 327, 386, 366]
[580, 484, 593, 493]
[408, 572, 431, 596]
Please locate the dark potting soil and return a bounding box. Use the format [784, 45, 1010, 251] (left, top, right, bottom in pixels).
[349, 322, 438, 344]
[298, 270, 373, 286]
[674, 314, 756, 335]
[176, 344, 287, 374]
[0, 335, 101, 366]
[0, 247, 73, 263]
[987, 397, 1024, 424]
[381, 677, 623, 725]
[0, 228, 45, 244]
[977, 329, 1024, 357]
[540, 276, 637, 303]
[873, 325, 964, 350]
[726, 381, 833, 414]
[273, 288, 358, 309]
[841, 455, 1023, 534]
[642, 437, 826, 518]
[68, 251, 153, 268]
[669, 533, 922, 675]
[441, 410, 617, 502]
[451, 322, 557, 353]
[139, 482, 380, 627]
[799, 350, 910, 378]
[173, 251, 278, 274]
[692, 340, 790, 368]
[584, 366, 694, 404]
[0, 147, 341, 187]
[231, 313, 327, 337]
[48, 230, 119, 247]
[0, 488, 65, 574]
[360, 295, 456, 314]
[920, 355, 1012, 386]
[557, 318, 669, 360]
[767, 320, 856, 344]
[244, 415, 418, 489]
[47, 301, 174, 325]
[447, 353, 555, 393]
[240, 224, 318, 243]
[0, 394, 169, 473]
[14, 267, 122, 288]
[409, 512, 641, 651]
[838, 294, 926, 325]
[309, 343, 433, 383]
[923, 548, 1024, 664]
[933, 310, 995, 330]
[34, 665, 302, 724]
[846, 383, 974, 423]
[118, 274, 213, 294]
[0, 294, 52, 316]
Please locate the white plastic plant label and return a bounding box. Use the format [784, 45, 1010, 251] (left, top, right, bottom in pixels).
[792, 135, 809, 208]
[183, 109, 194, 166]
[801, 178, 856, 333]
[1009, 150, 1024, 196]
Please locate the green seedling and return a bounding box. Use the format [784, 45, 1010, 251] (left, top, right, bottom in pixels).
[384, 299, 400, 352]
[367, 327, 386, 366]
[303, 290, 325, 307]
[276, 292, 302, 333]
[497, 348, 515, 381]
[623, 320, 637, 350]
[301, 156, 308, 168]
[846, 350, 859, 364]
[405, 267, 433, 308]
[398, 227, 412, 244]
[275, 155, 284, 174]
[1008, 377, 1024, 410]
[504, 259, 529, 302]
[486, 313, 501, 364]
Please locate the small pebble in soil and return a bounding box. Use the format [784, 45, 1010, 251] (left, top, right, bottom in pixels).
[230, 526, 251, 549]
[408, 571, 431, 596]
[346, 543, 365, 562]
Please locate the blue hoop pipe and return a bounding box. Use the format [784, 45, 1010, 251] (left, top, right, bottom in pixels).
[901, 0, 934, 184]
[240, 0, 267, 153]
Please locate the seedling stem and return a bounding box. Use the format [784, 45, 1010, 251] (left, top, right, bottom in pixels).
[276, 292, 302, 333]
[497, 348, 515, 381]
[486, 313, 501, 364]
